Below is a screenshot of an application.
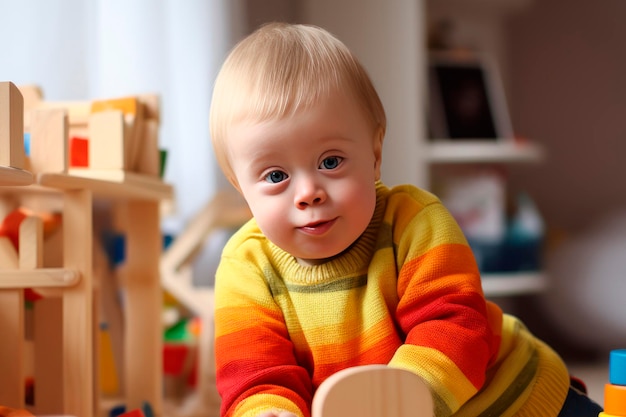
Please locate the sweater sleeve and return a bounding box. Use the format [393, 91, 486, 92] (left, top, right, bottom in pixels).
[388, 198, 501, 416]
[214, 252, 313, 417]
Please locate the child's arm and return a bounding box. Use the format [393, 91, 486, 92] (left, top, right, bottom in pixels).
[214, 253, 312, 417]
[389, 200, 501, 415]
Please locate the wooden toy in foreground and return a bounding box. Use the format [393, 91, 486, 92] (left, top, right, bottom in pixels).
[0, 81, 172, 417]
[312, 365, 434, 417]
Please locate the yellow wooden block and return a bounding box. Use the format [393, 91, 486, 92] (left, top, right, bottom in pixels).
[0, 81, 25, 169]
[91, 96, 139, 116]
[99, 324, 120, 396]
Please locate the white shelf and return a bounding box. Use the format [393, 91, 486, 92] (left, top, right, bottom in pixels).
[426, 140, 545, 164]
[482, 271, 547, 297]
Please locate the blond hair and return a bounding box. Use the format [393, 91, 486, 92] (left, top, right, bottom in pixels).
[209, 22, 386, 186]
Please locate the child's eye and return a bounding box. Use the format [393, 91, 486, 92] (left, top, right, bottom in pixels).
[320, 156, 342, 170]
[264, 170, 288, 183]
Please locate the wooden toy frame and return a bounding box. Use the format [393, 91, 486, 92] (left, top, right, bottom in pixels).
[0, 82, 172, 417]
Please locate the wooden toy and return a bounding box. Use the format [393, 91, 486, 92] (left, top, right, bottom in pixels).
[0, 82, 32, 186]
[87, 109, 126, 171]
[1, 83, 172, 417]
[0, 82, 25, 170]
[600, 349, 626, 417]
[312, 365, 433, 417]
[29, 108, 69, 174]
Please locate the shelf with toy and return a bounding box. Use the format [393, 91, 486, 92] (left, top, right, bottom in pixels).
[0, 82, 171, 417]
[39, 172, 172, 201]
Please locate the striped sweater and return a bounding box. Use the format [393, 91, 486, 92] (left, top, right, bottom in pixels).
[214, 183, 570, 417]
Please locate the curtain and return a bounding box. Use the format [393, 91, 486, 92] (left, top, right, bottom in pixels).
[0, 0, 236, 233]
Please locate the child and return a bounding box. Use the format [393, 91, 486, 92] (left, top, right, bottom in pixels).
[209, 22, 602, 417]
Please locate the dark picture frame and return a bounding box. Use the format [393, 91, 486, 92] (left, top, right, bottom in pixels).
[427, 52, 513, 141]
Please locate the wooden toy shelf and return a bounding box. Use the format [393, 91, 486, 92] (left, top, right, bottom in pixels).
[0, 171, 173, 417]
[1, 81, 173, 417]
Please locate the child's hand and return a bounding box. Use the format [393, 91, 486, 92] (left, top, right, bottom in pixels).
[257, 412, 298, 417]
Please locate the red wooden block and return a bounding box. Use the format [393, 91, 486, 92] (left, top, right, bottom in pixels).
[70, 136, 89, 167]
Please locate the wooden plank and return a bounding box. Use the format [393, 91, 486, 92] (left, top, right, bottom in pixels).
[0, 166, 33, 186]
[0, 81, 25, 169]
[33, 297, 64, 414]
[0, 236, 24, 408]
[40, 172, 173, 201]
[0, 268, 80, 288]
[122, 200, 162, 415]
[61, 189, 93, 417]
[30, 108, 69, 175]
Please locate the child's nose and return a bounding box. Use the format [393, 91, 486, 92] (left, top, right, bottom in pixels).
[294, 178, 326, 208]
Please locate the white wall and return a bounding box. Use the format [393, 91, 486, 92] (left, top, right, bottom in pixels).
[300, 0, 428, 187]
[508, 0, 626, 233]
[0, 0, 237, 233]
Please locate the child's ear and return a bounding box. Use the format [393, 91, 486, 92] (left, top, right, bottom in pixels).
[373, 127, 384, 181]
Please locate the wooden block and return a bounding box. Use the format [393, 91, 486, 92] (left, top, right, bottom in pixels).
[91, 96, 144, 170]
[36, 100, 90, 127]
[18, 84, 43, 131]
[138, 94, 160, 124]
[17, 85, 43, 110]
[312, 365, 433, 417]
[30, 108, 69, 175]
[88, 110, 125, 170]
[69, 137, 89, 167]
[91, 96, 140, 116]
[0, 81, 25, 169]
[135, 119, 160, 176]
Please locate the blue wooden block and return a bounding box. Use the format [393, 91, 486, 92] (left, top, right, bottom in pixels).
[609, 349, 626, 386]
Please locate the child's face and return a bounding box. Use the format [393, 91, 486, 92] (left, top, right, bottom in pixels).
[228, 90, 383, 266]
